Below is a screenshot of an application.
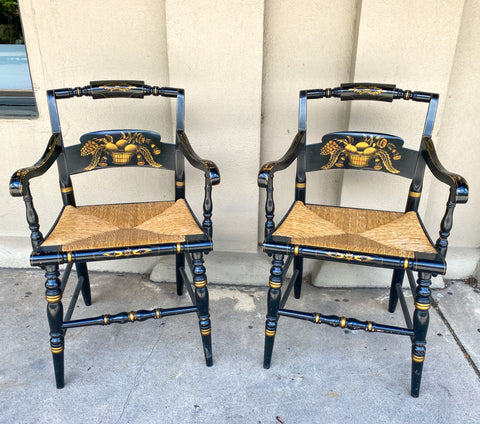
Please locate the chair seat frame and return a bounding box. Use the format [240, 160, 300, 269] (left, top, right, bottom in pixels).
[10, 81, 220, 388]
[258, 83, 468, 397]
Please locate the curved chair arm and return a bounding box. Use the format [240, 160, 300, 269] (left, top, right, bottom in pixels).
[422, 137, 468, 204]
[258, 131, 305, 239]
[9, 133, 62, 249]
[177, 130, 220, 186]
[177, 129, 220, 239]
[9, 133, 62, 197]
[421, 136, 468, 258]
[258, 131, 305, 188]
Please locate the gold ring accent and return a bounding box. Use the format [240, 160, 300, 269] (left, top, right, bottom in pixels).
[155, 308, 161, 319]
[176, 243, 181, 253]
[46, 294, 62, 303]
[415, 302, 430, 311]
[294, 245, 299, 256]
[269, 280, 281, 289]
[409, 191, 421, 198]
[265, 329, 276, 337]
[315, 313, 320, 323]
[367, 321, 373, 332]
[412, 354, 424, 363]
[340, 317, 347, 328]
[128, 311, 136, 322]
[195, 280, 207, 288]
[61, 187, 73, 193]
[404, 258, 409, 269]
[200, 328, 211, 336]
[67, 252, 73, 263]
[296, 182, 306, 188]
[326, 88, 331, 97]
[176, 181, 185, 186]
[103, 315, 109, 324]
[51, 346, 64, 354]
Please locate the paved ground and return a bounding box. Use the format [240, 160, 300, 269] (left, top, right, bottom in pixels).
[1, 267, 479, 423]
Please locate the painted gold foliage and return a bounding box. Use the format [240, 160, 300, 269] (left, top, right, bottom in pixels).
[80, 132, 162, 170]
[352, 86, 384, 96]
[320, 135, 401, 173]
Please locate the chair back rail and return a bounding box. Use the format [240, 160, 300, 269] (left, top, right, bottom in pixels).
[306, 131, 418, 179]
[46, 81, 186, 206]
[295, 83, 439, 215]
[65, 130, 176, 175]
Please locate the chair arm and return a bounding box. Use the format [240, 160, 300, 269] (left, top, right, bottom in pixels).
[421, 137, 468, 204]
[258, 131, 305, 188]
[9, 133, 62, 197]
[177, 130, 220, 186]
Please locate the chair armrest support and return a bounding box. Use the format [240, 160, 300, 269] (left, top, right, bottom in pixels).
[258, 131, 305, 188]
[421, 137, 469, 258]
[177, 130, 220, 238]
[9, 133, 61, 250]
[421, 136, 468, 204]
[177, 130, 220, 186]
[9, 133, 62, 197]
[258, 131, 305, 239]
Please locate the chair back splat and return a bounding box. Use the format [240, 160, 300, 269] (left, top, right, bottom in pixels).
[10, 80, 220, 388]
[258, 82, 468, 397]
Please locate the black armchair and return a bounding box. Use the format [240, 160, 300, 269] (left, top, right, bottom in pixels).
[258, 83, 468, 397]
[10, 81, 220, 388]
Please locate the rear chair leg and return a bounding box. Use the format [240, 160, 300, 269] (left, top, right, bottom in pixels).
[75, 262, 91, 306]
[294, 256, 303, 299]
[176, 253, 185, 296]
[264, 253, 284, 369]
[192, 252, 213, 366]
[388, 269, 405, 313]
[45, 265, 65, 388]
[411, 272, 431, 397]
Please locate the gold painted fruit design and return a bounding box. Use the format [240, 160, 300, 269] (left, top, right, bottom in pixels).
[80, 132, 162, 170]
[320, 135, 401, 173]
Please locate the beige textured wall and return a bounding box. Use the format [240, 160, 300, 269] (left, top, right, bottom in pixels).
[260, 0, 359, 232]
[165, 0, 265, 253]
[1, 0, 478, 283]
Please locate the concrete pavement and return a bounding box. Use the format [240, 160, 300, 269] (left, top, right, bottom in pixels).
[1, 267, 479, 423]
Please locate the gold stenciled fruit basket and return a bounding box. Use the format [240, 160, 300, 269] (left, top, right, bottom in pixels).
[106, 142, 138, 165]
[345, 142, 376, 167]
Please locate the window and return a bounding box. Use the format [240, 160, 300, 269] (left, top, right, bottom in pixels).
[0, 0, 37, 117]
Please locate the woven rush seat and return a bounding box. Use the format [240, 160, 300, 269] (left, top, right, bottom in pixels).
[273, 201, 437, 258]
[41, 199, 204, 252]
[258, 83, 469, 397]
[10, 82, 220, 388]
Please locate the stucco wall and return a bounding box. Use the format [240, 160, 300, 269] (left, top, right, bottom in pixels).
[1, 0, 478, 285]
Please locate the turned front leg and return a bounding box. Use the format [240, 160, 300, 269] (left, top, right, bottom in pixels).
[264, 253, 284, 369]
[192, 252, 213, 366]
[45, 265, 65, 388]
[411, 272, 431, 397]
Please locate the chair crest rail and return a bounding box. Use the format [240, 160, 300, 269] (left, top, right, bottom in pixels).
[304, 83, 434, 103]
[53, 80, 180, 100]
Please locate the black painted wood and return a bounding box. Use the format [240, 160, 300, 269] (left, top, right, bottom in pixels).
[192, 251, 213, 366]
[278, 309, 414, 336]
[66, 130, 176, 174]
[307, 131, 418, 178]
[258, 82, 469, 397]
[10, 81, 220, 387]
[62, 306, 197, 329]
[264, 253, 284, 369]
